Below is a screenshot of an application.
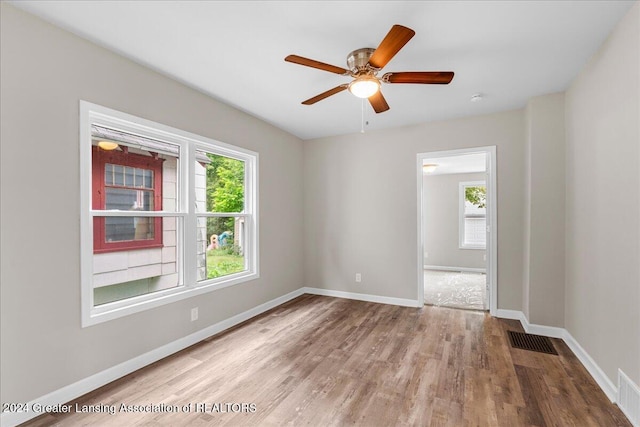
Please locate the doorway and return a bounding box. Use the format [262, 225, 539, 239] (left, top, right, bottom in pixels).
[416, 147, 497, 314]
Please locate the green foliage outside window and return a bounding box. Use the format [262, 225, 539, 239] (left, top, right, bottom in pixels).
[205, 154, 244, 237]
[465, 186, 486, 208]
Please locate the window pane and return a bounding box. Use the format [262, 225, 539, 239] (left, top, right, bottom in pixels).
[461, 183, 486, 248]
[105, 164, 113, 185]
[464, 185, 486, 215]
[105, 216, 155, 242]
[92, 228, 179, 306]
[93, 217, 179, 305]
[197, 216, 246, 281]
[464, 217, 486, 246]
[196, 152, 245, 214]
[144, 169, 153, 189]
[133, 168, 142, 188]
[124, 166, 134, 187]
[113, 165, 124, 186]
[105, 188, 154, 211]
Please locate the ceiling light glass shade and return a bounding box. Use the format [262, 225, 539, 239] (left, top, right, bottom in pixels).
[97, 140, 119, 151]
[423, 164, 438, 173]
[348, 76, 380, 98]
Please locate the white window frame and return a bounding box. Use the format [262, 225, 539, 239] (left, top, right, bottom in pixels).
[459, 181, 486, 250]
[80, 101, 259, 327]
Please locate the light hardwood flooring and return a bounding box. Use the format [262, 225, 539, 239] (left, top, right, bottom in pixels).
[22, 295, 630, 426]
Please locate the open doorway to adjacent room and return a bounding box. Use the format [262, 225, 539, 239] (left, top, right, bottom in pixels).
[416, 147, 497, 313]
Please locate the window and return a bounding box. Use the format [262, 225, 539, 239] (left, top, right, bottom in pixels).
[81, 101, 258, 326]
[196, 153, 247, 282]
[92, 147, 164, 253]
[459, 181, 486, 249]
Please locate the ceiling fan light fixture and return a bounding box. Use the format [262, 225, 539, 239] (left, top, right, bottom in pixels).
[423, 163, 438, 173]
[348, 76, 380, 99]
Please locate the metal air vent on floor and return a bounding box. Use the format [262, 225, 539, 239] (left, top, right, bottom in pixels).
[507, 331, 558, 355]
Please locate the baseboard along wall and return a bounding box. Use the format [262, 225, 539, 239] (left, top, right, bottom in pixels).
[302, 287, 421, 308]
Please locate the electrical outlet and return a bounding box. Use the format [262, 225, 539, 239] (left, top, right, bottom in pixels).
[355, 273, 362, 283]
[191, 307, 198, 322]
[425, 252, 429, 258]
[483, 254, 487, 261]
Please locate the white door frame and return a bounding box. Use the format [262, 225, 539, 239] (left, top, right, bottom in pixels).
[416, 146, 498, 315]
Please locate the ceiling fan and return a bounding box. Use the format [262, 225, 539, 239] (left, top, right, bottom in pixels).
[285, 25, 454, 113]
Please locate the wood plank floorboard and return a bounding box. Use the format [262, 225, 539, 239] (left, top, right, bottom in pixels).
[20, 295, 631, 426]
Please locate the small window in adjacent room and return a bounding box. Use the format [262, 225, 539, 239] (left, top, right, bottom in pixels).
[81, 101, 258, 327]
[459, 181, 486, 249]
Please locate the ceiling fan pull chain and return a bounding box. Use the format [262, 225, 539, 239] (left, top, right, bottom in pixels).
[361, 99, 365, 133]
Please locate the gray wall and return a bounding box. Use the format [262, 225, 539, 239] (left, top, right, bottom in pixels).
[565, 3, 639, 385]
[523, 93, 566, 327]
[0, 4, 304, 404]
[423, 172, 486, 269]
[304, 110, 525, 308]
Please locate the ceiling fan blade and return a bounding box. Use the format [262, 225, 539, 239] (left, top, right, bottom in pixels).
[368, 91, 390, 113]
[383, 71, 455, 84]
[302, 85, 348, 105]
[285, 55, 349, 75]
[368, 25, 415, 69]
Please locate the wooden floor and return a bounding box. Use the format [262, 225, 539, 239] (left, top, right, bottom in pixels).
[22, 295, 630, 426]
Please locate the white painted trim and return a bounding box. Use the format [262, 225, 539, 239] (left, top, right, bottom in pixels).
[0, 288, 305, 427]
[416, 155, 426, 306]
[417, 146, 497, 315]
[494, 308, 527, 322]
[303, 287, 421, 308]
[524, 321, 566, 340]
[494, 309, 618, 403]
[486, 146, 498, 316]
[424, 265, 487, 274]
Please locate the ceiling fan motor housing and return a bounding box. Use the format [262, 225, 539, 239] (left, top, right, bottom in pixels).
[347, 48, 377, 74]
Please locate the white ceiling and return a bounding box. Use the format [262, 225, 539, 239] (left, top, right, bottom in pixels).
[423, 153, 486, 176]
[10, 1, 634, 140]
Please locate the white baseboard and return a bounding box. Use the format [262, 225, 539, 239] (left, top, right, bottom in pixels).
[302, 287, 422, 308]
[522, 319, 565, 340]
[0, 288, 306, 427]
[494, 309, 526, 322]
[494, 309, 617, 403]
[562, 330, 617, 402]
[424, 265, 486, 273]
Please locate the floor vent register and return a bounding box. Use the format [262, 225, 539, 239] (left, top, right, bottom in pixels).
[507, 330, 558, 355]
